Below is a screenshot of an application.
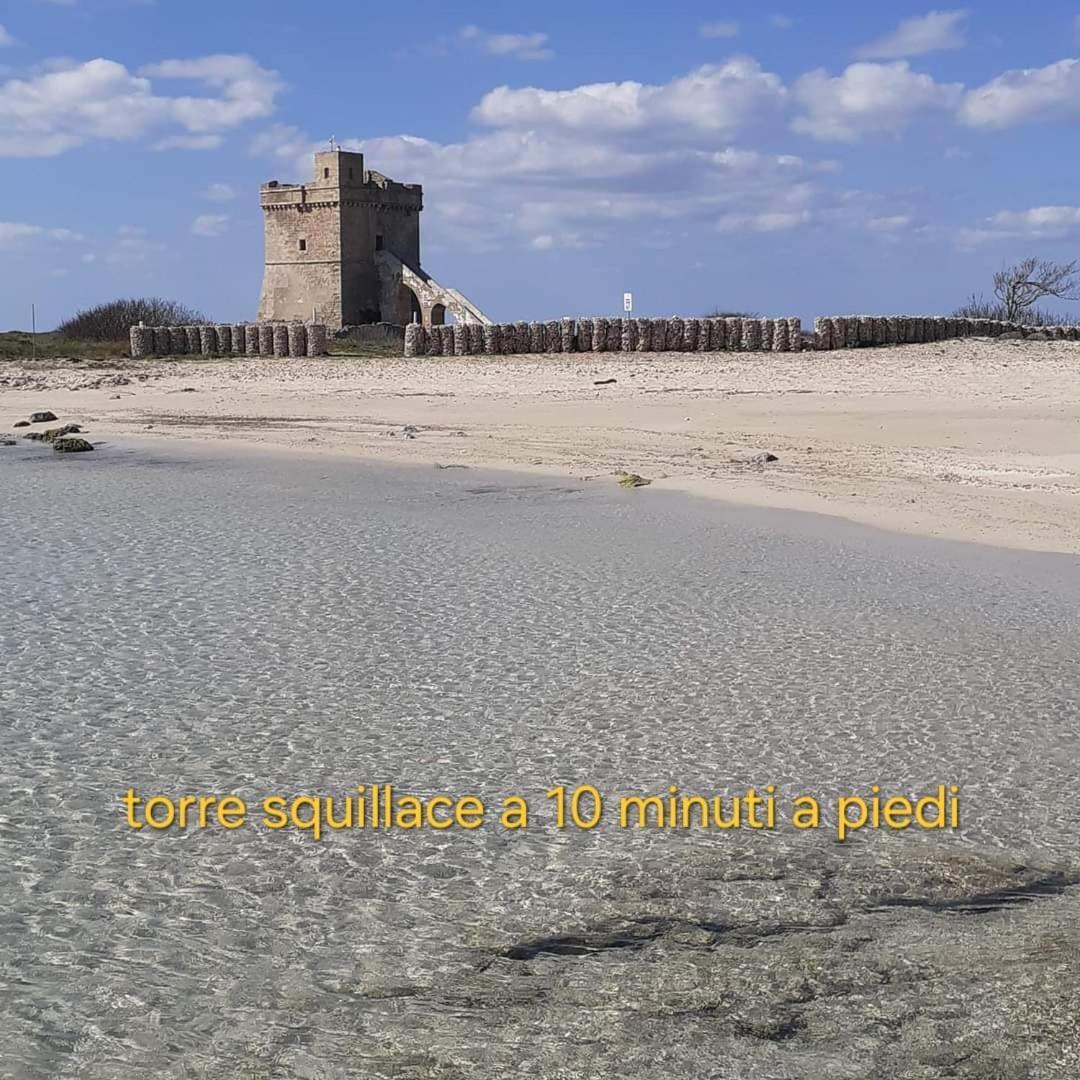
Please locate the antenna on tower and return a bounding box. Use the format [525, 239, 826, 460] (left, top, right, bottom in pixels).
[328, 136, 337, 152]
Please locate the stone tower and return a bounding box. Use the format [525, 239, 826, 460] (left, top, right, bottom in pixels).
[258, 150, 490, 329]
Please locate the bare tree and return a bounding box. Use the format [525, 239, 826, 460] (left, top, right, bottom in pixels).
[993, 258, 1080, 321]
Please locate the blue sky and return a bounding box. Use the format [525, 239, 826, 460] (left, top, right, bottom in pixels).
[3, 1, 1080, 329]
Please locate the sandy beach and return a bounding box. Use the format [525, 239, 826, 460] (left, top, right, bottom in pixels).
[4, 336, 1080, 553]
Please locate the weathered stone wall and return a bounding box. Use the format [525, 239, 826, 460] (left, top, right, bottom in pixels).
[400, 313, 1080, 357]
[402, 317, 808, 356]
[808, 316, 1080, 349]
[130, 323, 330, 358]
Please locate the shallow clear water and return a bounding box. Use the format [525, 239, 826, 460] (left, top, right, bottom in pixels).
[1, 438, 1079, 1078]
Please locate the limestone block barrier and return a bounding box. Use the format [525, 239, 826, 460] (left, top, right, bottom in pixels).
[306, 322, 328, 357]
[541, 320, 557, 353]
[131, 320, 329, 358]
[594, 319, 609, 351]
[425, 325, 442, 356]
[166, 313, 1078, 363]
[287, 322, 307, 358]
[577, 317, 594, 353]
[404, 323, 425, 356]
[560, 318, 575, 353]
[269, 324, 287, 357]
[742, 319, 762, 352]
[129, 325, 151, 358]
[805, 313, 1080, 349]
[524, 322, 541, 354]
[773, 319, 789, 352]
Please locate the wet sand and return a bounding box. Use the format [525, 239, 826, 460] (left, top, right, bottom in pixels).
[3, 335, 1080, 554]
[1, 439, 1079, 1078]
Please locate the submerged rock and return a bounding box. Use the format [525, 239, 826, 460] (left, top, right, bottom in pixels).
[617, 472, 652, 488]
[13, 420, 29, 428]
[52, 436, 94, 453]
[29, 411, 58, 424]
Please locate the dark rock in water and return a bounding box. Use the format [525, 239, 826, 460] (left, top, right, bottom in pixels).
[594, 378, 617, 386]
[617, 472, 652, 488]
[13, 420, 29, 428]
[22, 432, 46, 441]
[42, 424, 82, 443]
[1, 438, 16, 446]
[29, 411, 58, 424]
[52, 436, 94, 453]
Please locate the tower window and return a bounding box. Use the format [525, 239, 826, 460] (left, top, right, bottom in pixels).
[375, 234, 384, 251]
[348, 168, 354, 180]
[323, 167, 330, 179]
[298, 239, 307, 252]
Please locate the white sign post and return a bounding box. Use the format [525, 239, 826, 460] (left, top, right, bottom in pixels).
[623, 292, 633, 313]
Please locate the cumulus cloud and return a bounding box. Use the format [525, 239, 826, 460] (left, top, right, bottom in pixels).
[856, 10, 969, 60]
[700, 21, 739, 39]
[960, 205, 1080, 244]
[459, 25, 552, 61]
[153, 134, 223, 150]
[0, 53, 281, 158]
[791, 61, 963, 141]
[960, 58, 1080, 128]
[473, 58, 787, 137]
[0, 25, 16, 47]
[105, 225, 159, 265]
[0, 220, 81, 249]
[203, 182, 235, 201]
[192, 213, 229, 237]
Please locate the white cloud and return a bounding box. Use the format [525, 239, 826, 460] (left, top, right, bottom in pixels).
[106, 224, 158, 265]
[770, 14, 795, 29]
[153, 134, 223, 150]
[791, 61, 963, 141]
[0, 220, 81, 249]
[856, 10, 969, 60]
[203, 182, 235, 201]
[0, 53, 281, 158]
[866, 214, 912, 232]
[192, 213, 228, 237]
[960, 205, 1080, 245]
[459, 25, 552, 61]
[0, 25, 15, 47]
[716, 209, 812, 232]
[700, 21, 739, 39]
[473, 58, 787, 137]
[960, 58, 1080, 128]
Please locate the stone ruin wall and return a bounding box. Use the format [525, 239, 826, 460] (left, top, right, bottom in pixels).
[130, 322, 329, 359]
[130, 315, 1080, 361]
[403, 315, 1080, 357]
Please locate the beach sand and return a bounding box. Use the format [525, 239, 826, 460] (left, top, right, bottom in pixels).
[4, 336, 1080, 553]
